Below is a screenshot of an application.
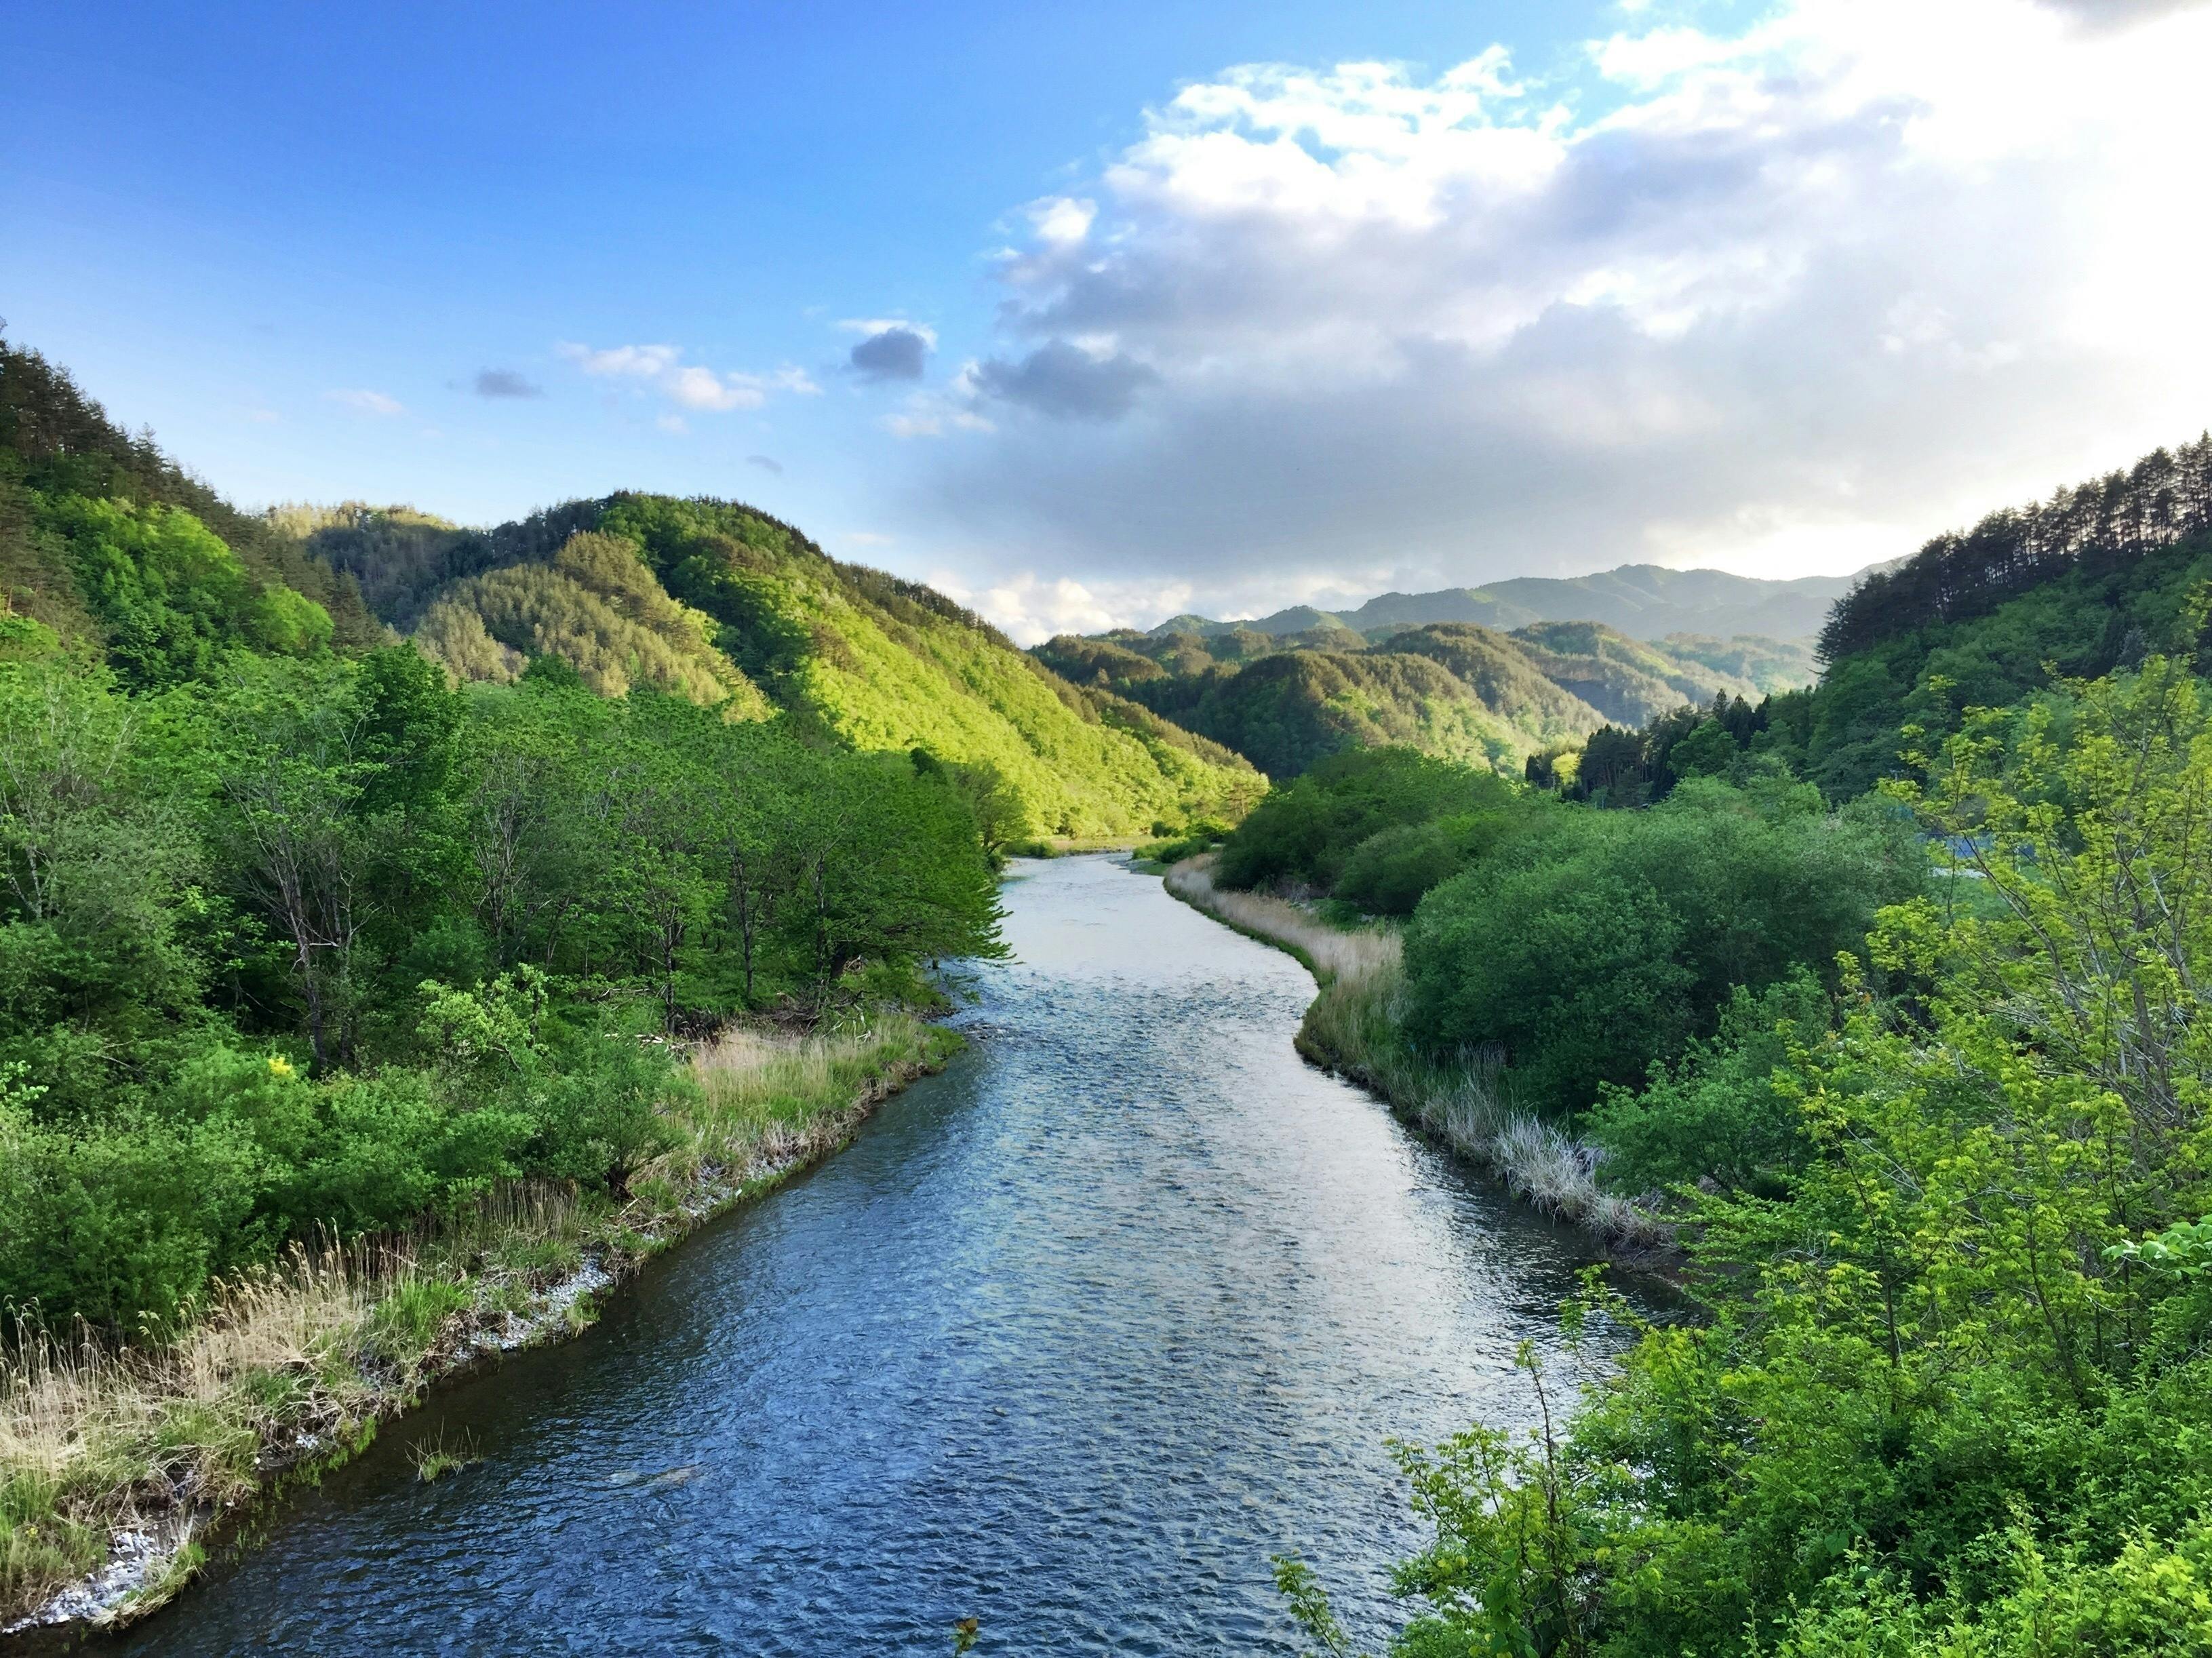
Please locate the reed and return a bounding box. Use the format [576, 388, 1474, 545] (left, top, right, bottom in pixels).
[410, 1430, 479, 1484]
[1165, 857, 1670, 1254]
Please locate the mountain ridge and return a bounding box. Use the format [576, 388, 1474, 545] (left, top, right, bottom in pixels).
[0, 335, 1259, 839]
[1153, 561, 1871, 646]
[1037, 616, 1811, 778]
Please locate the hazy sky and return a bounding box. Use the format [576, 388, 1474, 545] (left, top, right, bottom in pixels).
[7, 0, 2209, 640]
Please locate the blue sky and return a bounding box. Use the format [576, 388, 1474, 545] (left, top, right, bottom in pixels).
[7, 0, 2209, 639]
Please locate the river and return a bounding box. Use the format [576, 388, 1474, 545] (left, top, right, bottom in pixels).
[108, 855, 1645, 1655]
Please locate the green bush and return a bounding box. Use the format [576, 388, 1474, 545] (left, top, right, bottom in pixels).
[1404, 778, 1920, 1113]
[1583, 970, 1828, 1194]
[1216, 747, 1517, 894]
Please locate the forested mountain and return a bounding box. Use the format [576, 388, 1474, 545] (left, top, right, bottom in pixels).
[1817, 431, 2212, 662]
[1505, 619, 1762, 726]
[1038, 614, 1781, 776]
[307, 497, 1258, 837]
[1, 342, 383, 671]
[1153, 562, 1863, 646]
[0, 333, 1029, 1351]
[0, 336, 1255, 839]
[1105, 649, 1545, 780]
[1562, 431, 2212, 804]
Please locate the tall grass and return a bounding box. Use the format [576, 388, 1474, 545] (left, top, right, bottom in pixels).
[1166, 857, 1668, 1253]
[1, 1013, 959, 1631]
[673, 1014, 943, 1180]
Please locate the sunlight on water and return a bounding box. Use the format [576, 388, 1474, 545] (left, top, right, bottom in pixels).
[117, 856, 1648, 1656]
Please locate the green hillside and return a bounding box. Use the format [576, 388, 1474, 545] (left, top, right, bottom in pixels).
[1507, 618, 1758, 726]
[1108, 649, 1536, 778]
[1, 340, 382, 671]
[1369, 623, 1608, 746]
[1655, 631, 1817, 693]
[0, 336, 1256, 842]
[1539, 429, 2212, 808]
[322, 494, 1261, 837]
[1039, 610, 1776, 777]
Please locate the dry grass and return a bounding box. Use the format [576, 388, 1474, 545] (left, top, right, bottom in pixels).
[1, 1012, 960, 1632]
[1166, 856, 1670, 1255]
[2, 1240, 418, 1626]
[650, 1012, 951, 1193]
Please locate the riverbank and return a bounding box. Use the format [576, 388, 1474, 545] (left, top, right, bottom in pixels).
[1160, 857, 1671, 1257]
[1, 1014, 961, 1637]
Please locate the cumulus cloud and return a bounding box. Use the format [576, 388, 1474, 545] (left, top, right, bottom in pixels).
[556, 342, 816, 418]
[884, 389, 995, 440]
[473, 368, 542, 398]
[968, 340, 1159, 420]
[926, 570, 1136, 646]
[901, 0, 2212, 631]
[326, 389, 404, 416]
[849, 325, 932, 382]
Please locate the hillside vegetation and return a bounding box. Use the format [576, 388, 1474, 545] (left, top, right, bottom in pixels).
[312, 496, 1259, 837]
[1194, 426, 2212, 1658]
[1564, 434, 2212, 806]
[1040, 614, 1787, 777]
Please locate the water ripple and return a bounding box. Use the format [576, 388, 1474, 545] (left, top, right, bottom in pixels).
[116, 856, 1646, 1656]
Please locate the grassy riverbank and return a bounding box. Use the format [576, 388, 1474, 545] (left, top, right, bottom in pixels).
[1162, 856, 1670, 1253]
[1, 1014, 959, 1634]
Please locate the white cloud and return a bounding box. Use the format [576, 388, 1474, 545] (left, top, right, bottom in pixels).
[327, 389, 404, 416]
[885, 387, 995, 440]
[927, 570, 1139, 646]
[555, 341, 813, 417]
[1027, 196, 1097, 246]
[899, 0, 2212, 608]
[557, 342, 679, 379]
[667, 363, 761, 411]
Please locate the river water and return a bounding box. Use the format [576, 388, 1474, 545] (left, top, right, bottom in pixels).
[111, 856, 1642, 1656]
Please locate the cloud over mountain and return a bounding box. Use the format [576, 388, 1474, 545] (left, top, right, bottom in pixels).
[905, 0, 2212, 634]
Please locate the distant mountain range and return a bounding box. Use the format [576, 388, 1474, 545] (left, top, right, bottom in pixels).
[1035, 615, 1820, 781]
[1151, 562, 1872, 647]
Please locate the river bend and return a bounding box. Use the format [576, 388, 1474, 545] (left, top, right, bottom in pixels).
[114, 855, 1640, 1655]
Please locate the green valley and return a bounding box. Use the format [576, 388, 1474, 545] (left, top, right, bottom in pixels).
[1038, 610, 1808, 778]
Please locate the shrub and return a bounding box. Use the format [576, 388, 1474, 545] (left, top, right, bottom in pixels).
[1583, 970, 1828, 1194]
[1404, 778, 1920, 1113]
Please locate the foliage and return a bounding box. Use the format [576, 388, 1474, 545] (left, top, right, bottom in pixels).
[1214, 747, 1524, 896]
[1402, 776, 1922, 1115]
[1292, 658, 2212, 1657]
[0, 644, 1006, 1333]
[1048, 610, 1785, 783]
[1, 334, 378, 655]
[1508, 619, 1756, 730]
[1582, 971, 1828, 1196]
[1657, 632, 1817, 694]
[311, 492, 1261, 839]
[1819, 431, 2212, 663]
[416, 529, 767, 711]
